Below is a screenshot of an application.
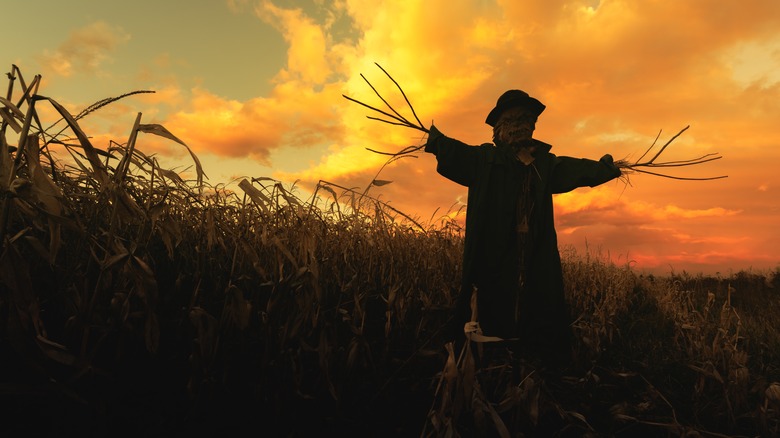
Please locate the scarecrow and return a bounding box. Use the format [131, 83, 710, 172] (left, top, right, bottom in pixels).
[424, 89, 621, 365]
[343, 64, 726, 367]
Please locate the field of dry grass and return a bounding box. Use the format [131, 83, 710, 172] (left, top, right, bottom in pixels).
[2, 67, 779, 437]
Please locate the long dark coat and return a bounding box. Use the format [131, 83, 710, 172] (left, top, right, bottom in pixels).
[425, 125, 621, 359]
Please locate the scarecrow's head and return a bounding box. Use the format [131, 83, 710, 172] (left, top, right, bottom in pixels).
[486, 90, 545, 147]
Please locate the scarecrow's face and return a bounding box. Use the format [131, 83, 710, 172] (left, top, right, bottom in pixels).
[494, 106, 537, 146]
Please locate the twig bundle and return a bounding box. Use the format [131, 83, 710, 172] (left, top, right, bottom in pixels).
[615, 125, 727, 181]
[342, 63, 429, 158]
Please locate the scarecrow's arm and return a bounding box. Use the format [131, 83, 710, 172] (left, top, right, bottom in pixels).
[424, 125, 484, 188]
[550, 154, 622, 194]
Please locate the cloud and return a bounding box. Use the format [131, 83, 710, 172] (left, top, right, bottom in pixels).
[159, 81, 346, 164]
[132, 1, 355, 168]
[263, 1, 779, 272]
[113, 0, 779, 274]
[255, 1, 332, 85]
[38, 21, 130, 77]
[226, 0, 251, 13]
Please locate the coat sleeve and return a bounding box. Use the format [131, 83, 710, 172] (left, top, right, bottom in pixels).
[549, 154, 622, 194]
[425, 125, 483, 187]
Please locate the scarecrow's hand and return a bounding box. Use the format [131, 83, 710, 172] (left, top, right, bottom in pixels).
[425, 124, 445, 154]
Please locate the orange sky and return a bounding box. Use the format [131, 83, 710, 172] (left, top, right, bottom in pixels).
[6, 0, 780, 275]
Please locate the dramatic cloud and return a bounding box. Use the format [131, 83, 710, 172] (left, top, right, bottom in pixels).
[256, 1, 332, 85]
[220, 0, 779, 273]
[31, 0, 776, 274]
[136, 1, 354, 166]
[160, 81, 346, 164]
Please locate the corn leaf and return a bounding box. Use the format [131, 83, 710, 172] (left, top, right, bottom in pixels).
[238, 178, 270, 213]
[137, 124, 206, 186]
[0, 135, 12, 191]
[34, 95, 109, 186]
[23, 134, 63, 263]
[0, 96, 24, 133]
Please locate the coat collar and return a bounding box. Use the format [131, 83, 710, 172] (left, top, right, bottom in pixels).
[490, 138, 552, 165]
[530, 138, 552, 154]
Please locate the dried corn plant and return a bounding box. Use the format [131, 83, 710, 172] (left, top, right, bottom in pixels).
[1, 65, 466, 434]
[651, 278, 753, 429]
[1, 67, 198, 370]
[561, 246, 637, 367]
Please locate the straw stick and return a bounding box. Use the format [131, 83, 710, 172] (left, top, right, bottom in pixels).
[617, 126, 727, 181]
[342, 63, 429, 135]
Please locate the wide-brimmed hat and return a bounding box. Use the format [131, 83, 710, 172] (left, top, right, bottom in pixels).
[485, 89, 545, 127]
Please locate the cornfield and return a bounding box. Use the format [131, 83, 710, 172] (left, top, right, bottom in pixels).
[2, 67, 779, 437]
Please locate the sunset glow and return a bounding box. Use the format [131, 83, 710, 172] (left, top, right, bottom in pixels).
[6, 0, 779, 274]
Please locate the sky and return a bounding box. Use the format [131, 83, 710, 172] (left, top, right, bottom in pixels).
[4, 0, 780, 276]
